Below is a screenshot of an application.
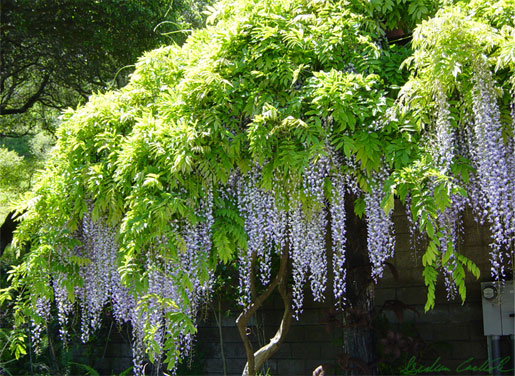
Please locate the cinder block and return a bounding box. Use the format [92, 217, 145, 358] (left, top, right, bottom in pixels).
[222, 327, 244, 342]
[265, 309, 288, 326]
[462, 245, 488, 261]
[416, 305, 450, 323]
[271, 342, 291, 359]
[463, 227, 486, 247]
[304, 325, 331, 342]
[394, 253, 424, 273]
[447, 303, 482, 323]
[291, 342, 321, 359]
[437, 324, 471, 341]
[222, 315, 238, 327]
[225, 358, 247, 374]
[104, 342, 132, 358]
[394, 233, 414, 252]
[374, 287, 397, 307]
[271, 293, 285, 309]
[224, 342, 247, 358]
[452, 340, 487, 360]
[393, 213, 411, 235]
[205, 342, 222, 357]
[468, 320, 485, 339]
[285, 326, 305, 342]
[396, 286, 431, 306]
[394, 267, 426, 285]
[205, 357, 226, 373]
[198, 327, 221, 342]
[303, 295, 326, 309]
[316, 343, 338, 360]
[277, 359, 306, 375]
[416, 323, 435, 341]
[298, 308, 320, 324]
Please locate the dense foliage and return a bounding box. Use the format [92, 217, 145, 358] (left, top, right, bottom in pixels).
[0, 0, 206, 114]
[0, 0, 212, 220]
[2, 0, 515, 374]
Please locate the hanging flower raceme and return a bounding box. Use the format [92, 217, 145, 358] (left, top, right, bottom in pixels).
[288, 196, 309, 318]
[330, 170, 347, 306]
[404, 195, 425, 250]
[508, 102, 515, 241]
[238, 166, 269, 287]
[462, 120, 490, 226]
[78, 211, 117, 342]
[303, 156, 330, 302]
[469, 62, 514, 279]
[182, 184, 215, 305]
[31, 296, 51, 354]
[437, 194, 467, 300]
[236, 168, 263, 305]
[365, 170, 396, 281]
[53, 275, 74, 343]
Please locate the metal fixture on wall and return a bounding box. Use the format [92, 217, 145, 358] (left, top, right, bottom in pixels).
[481, 280, 514, 376]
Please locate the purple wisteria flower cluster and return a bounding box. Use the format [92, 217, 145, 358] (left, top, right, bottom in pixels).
[469, 63, 514, 280]
[236, 165, 288, 305]
[235, 153, 395, 316]
[330, 170, 347, 305]
[31, 296, 51, 353]
[30, 190, 218, 376]
[302, 157, 330, 303]
[365, 170, 396, 281]
[426, 63, 515, 284]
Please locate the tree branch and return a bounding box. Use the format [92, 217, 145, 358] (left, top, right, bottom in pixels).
[0, 73, 50, 115]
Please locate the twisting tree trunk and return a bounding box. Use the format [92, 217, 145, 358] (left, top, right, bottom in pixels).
[236, 195, 376, 376]
[236, 247, 292, 376]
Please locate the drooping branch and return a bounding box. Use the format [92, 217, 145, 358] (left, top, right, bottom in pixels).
[237, 247, 290, 376]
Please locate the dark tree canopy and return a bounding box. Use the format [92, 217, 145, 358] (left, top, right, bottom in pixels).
[0, 0, 207, 123]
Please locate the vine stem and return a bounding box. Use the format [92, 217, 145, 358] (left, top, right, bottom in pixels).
[213, 296, 228, 376]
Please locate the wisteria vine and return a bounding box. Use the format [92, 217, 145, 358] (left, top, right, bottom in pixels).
[10, 1, 515, 374]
